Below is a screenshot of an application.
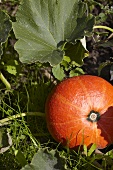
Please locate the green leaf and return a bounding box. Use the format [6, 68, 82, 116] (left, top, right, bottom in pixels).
[0, 11, 12, 43]
[0, 11, 12, 57]
[52, 64, 65, 81]
[69, 67, 85, 77]
[77, 2, 86, 18]
[98, 12, 107, 22]
[21, 149, 66, 170]
[5, 65, 17, 75]
[0, 45, 2, 57]
[15, 150, 27, 167]
[65, 41, 89, 66]
[67, 14, 95, 42]
[88, 144, 97, 157]
[83, 144, 88, 156]
[0, 128, 12, 153]
[61, 56, 71, 71]
[4, 59, 21, 75]
[12, 0, 94, 66]
[63, 56, 71, 63]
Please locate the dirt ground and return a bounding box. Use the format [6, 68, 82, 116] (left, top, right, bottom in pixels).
[83, 40, 113, 81]
[83, 2, 113, 83]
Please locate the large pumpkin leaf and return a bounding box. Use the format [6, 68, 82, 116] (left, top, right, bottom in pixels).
[0, 11, 12, 57]
[21, 149, 66, 170]
[67, 14, 95, 42]
[12, 0, 94, 66]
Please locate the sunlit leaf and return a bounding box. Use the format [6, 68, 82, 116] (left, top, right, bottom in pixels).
[69, 67, 85, 77]
[5, 65, 17, 75]
[83, 144, 88, 156]
[52, 64, 65, 81]
[4, 59, 21, 75]
[88, 144, 97, 157]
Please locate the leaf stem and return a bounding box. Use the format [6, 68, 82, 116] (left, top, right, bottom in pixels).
[93, 25, 113, 33]
[0, 112, 45, 126]
[0, 72, 11, 90]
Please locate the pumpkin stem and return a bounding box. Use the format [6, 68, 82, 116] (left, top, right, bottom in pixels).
[87, 110, 100, 122]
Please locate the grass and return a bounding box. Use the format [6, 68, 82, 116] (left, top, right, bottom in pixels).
[0, 103, 40, 167]
[0, 79, 51, 169]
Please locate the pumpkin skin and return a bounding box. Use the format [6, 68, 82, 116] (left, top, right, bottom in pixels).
[45, 75, 113, 149]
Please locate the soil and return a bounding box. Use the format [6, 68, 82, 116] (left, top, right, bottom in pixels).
[83, 40, 113, 82]
[83, 5, 113, 84]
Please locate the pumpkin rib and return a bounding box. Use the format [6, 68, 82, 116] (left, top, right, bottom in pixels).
[68, 119, 87, 131]
[97, 81, 107, 110]
[55, 93, 83, 114]
[77, 76, 110, 113]
[90, 123, 98, 146]
[49, 117, 86, 126]
[77, 76, 92, 110]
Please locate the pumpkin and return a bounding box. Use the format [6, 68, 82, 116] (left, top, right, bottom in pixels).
[45, 75, 113, 149]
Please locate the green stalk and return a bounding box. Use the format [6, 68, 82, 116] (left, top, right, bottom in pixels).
[0, 112, 45, 126]
[0, 72, 11, 90]
[93, 25, 113, 33]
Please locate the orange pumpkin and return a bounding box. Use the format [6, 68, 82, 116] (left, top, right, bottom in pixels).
[45, 75, 113, 149]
